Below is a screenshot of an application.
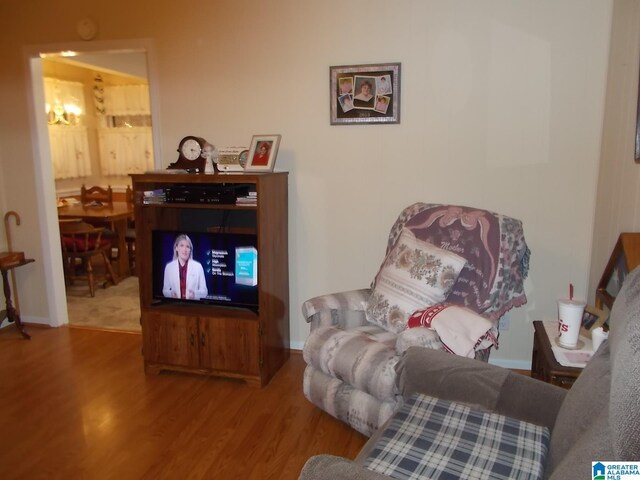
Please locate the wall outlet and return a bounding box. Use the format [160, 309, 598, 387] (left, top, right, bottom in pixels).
[498, 313, 510, 331]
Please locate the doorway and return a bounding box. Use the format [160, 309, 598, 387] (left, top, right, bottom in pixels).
[25, 39, 160, 330]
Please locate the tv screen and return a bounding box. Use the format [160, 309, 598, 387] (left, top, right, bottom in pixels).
[152, 230, 259, 310]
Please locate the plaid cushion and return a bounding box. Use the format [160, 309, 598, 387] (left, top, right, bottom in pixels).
[363, 394, 549, 480]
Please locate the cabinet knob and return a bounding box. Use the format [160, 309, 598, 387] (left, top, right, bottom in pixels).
[190, 333, 195, 346]
[201, 332, 206, 346]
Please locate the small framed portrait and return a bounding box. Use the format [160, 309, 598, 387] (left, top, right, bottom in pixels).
[353, 75, 376, 109]
[338, 76, 354, 95]
[374, 95, 390, 114]
[338, 94, 354, 113]
[330, 62, 401, 125]
[376, 74, 392, 95]
[580, 305, 609, 339]
[244, 134, 281, 172]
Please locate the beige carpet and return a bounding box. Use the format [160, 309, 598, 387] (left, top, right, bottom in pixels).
[66, 276, 141, 332]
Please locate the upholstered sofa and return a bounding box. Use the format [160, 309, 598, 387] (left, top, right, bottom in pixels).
[299, 266, 640, 480]
[303, 203, 530, 436]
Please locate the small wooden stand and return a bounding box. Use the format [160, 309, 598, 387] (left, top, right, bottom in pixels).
[530, 321, 582, 389]
[0, 253, 34, 340]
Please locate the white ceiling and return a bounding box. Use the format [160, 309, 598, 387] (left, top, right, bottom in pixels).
[48, 51, 148, 80]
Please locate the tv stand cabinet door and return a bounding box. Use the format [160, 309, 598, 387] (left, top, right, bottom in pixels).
[142, 311, 199, 369]
[199, 317, 260, 376]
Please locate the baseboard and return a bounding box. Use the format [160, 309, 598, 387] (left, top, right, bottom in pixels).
[488, 358, 531, 370]
[0, 315, 52, 329]
[23, 315, 52, 325]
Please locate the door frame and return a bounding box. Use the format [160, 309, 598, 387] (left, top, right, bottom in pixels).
[23, 38, 162, 326]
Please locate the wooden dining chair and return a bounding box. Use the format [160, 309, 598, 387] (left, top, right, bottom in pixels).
[124, 186, 136, 275]
[81, 185, 113, 206]
[80, 184, 120, 260]
[59, 219, 118, 297]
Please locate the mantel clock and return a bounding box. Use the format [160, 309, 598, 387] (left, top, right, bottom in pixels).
[168, 136, 214, 173]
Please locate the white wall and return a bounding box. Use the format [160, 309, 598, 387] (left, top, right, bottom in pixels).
[0, 0, 615, 366]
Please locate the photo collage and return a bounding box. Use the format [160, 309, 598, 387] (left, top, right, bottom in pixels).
[337, 73, 393, 115]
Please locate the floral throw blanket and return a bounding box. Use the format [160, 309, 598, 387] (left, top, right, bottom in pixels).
[379, 203, 530, 347]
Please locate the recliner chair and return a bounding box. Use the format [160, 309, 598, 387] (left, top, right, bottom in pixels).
[302, 203, 530, 436]
[300, 265, 640, 480]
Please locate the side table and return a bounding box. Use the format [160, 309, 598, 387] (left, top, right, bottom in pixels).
[531, 320, 582, 389]
[0, 256, 35, 340]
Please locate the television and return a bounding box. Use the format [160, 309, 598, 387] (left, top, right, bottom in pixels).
[152, 230, 259, 311]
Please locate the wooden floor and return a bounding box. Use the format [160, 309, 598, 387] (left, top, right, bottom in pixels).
[0, 325, 366, 480]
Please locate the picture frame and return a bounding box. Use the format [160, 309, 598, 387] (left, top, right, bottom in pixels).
[580, 305, 609, 339]
[595, 233, 640, 310]
[330, 63, 401, 125]
[244, 134, 281, 172]
[216, 146, 248, 172]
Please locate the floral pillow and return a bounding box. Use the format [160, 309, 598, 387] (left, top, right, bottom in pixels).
[365, 228, 466, 333]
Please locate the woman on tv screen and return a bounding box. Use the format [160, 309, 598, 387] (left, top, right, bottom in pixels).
[162, 234, 208, 300]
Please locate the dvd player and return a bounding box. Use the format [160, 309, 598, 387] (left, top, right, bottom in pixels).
[164, 184, 250, 204]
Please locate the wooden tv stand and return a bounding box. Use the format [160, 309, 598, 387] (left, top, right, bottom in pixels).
[131, 172, 289, 387]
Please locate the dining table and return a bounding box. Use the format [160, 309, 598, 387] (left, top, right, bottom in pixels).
[57, 201, 134, 279]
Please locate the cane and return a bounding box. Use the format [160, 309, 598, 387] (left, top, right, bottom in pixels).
[4, 211, 21, 314]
